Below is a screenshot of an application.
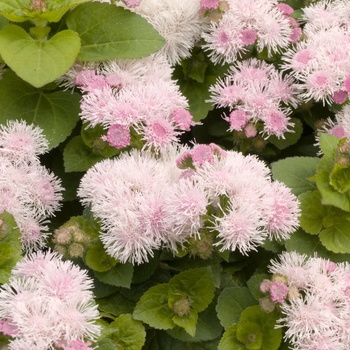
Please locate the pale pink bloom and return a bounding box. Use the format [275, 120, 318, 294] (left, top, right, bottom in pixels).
[75, 70, 108, 92]
[269, 252, 309, 289]
[101, 123, 131, 149]
[224, 110, 249, 131]
[344, 75, 350, 93]
[334, 105, 350, 140]
[260, 279, 272, 293]
[202, 0, 293, 64]
[163, 179, 208, 246]
[244, 123, 257, 138]
[290, 27, 302, 43]
[0, 251, 100, 349]
[333, 89, 348, 104]
[213, 199, 267, 255]
[269, 280, 289, 303]
[0, 120, 48, 163]
[208, 78, 245, 108]
[200, 0, 219, 10]
[276, 3, 294, 16]
[191, 144, 214, 166]
[130, 0, 207, 64]
[170, 108, 195, 131]
[56, 339, 93, 350]
[262, 108, 294, 139]
[265, 181, 300, 240]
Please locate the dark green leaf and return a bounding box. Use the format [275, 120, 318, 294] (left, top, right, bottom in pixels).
[95, 263, 134, 288]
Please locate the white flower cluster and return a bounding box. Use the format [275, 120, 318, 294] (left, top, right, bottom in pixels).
[0, 120, 63, 250]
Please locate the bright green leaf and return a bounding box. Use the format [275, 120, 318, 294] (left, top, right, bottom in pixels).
[271, 156, 319, 196]
[238, 306, 282, 350]
[319, 133, 339, 157]
[167, 300, 223, 343]
[63, 136, 105, 172]
[0, 70, 80, 149]
[0, 25, 80, 87]
[96, 338, 116, 350]
[330, 162, 350, 193]
[218, 324, 245, 350]
[133, 284, 175, 330]
[169, 268, 215, 313]
[95, 263, 134, 288]
[106, 314, 146, 350]
[316, 170, 350, 212]
[66, 2, 165, 61]
[298, 191, 326, 235]
[85, 242, 118, 272]
[172, 310, 198, 337]
[236, 321, 262, 350]
[246, 274, 271, 301]
[216, 287, 256, 329]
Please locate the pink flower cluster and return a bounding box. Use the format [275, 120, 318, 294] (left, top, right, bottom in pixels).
[202, 0, 299, 64]
[78, 143, 300, 264]
[281, 0, 350, 105]
[208, 58, 299, 138]
[268, 252, 350, 350]
[0, 120, 63, 250]
[0, 251, 100, 350]
[76, 55, 196, 151]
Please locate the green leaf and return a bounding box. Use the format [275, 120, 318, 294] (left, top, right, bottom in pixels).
[216, 287, 256, 329]
[0, 211, 22, 284]
[0, 25, 80, 87]
[238, 306, 282, 350]
[63, 136, 105, 172]
[270, 156, 320, 196]
[0, 70, 80, 149]
[218, 324, 245, 350]
[316, 169, 350, 212]
[85, 242, 118, 272]
[236, 321, 262, 350]
[285, 228, 350, 262]
[133, 284, 175, 330]
[0, 0, 91, 22]
[169, 268, 215, 313]
[167, 300, 223, 343]
[319, 133, 339, 157]
[66, 2, 165, 61]
[96, 338, 116, 350]
[172, 310, 198, 337]
[95, 263, 134, 288]
[98, 292, 135, 318]
[330, 162, 350, 193]
[105, 314, 146, 350]
[269, 118, 303, 150]
[298, 190, 326, 235]
[319, 208, 350, 254]
[246, 274, 271, 301]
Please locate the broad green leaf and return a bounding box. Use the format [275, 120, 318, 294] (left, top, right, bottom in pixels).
[0, 25, 80, 87]
[66, 2, 165, 61]
[218, 324, 245, 350]
[144, 330, 219, 350]
[85, 242, 118, 272]
[270, 156, 319, 196]
[0, 70, 80, 149]
[169, 268, 215, 313]
[97, 293, 135, 318]
[319, 133, 340, 157]
[330, 162, 350, 193]
[0, 0, 91, 22]
[246, 274, 271, 301]
[285, 228, 350, 262]
[63, 136, 105, 172]
[96, 338, 116, 350]
[167, 300, 223, 343]
[236, 321, 262, 350]
[237, 306, 282, 350]
[106, 314, 146, 350]
[319, 209, 350, 254]
[316, 170, 350, 212]
[216, 287, 256, 329]
[95, 263, 134, 288]
[133, 284, 175, 330]
[172, 310, 198, 337]
[0, 211, 22, 283]
[298, 191, 326, 235]
[269, 118, 303, 150]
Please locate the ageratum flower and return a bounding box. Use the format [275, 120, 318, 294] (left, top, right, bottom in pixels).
[0, 251, 100, 350]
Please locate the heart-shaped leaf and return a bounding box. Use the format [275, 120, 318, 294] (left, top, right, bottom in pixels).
[0, 25, 80, 87]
